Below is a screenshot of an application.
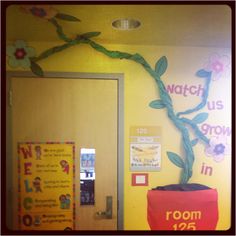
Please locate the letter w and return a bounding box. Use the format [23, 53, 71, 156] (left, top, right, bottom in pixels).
[166, 84, 175, 94]
[19, 145, 32, 159]
[222, 126, 231, 136]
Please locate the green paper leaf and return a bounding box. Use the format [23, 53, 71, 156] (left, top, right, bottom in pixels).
[55, 13, 80, 22]
[191, 138, 199, 146]
[192, 112, 209, 124]
[36, 44, 72, 61]
[155, 56, 168, 76]
[30, 61, 44, 77]
[149, 99, 166, 109]
[78, 32, 101, 39]
[167, 152, 184, 168]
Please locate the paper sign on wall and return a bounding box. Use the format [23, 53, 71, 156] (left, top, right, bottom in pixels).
[130, 126, 161, 171]
[18, 142, 75, 230]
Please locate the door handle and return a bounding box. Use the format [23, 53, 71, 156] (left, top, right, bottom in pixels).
[96, 196, 112, 219]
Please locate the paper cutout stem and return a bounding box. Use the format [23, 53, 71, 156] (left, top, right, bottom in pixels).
[13, 9, 214, 183]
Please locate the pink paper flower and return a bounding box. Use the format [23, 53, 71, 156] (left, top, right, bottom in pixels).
[204, 53, 230, 81]
[205, 136, 231, 162]
[20, 5, 58, 20]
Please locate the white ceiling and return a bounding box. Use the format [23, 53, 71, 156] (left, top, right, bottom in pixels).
[6, 4, 231, 47]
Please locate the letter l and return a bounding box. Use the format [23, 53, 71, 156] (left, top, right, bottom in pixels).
[24, 179, 33, 192]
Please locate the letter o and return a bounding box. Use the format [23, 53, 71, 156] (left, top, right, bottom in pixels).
[215, 126, 222, 135]
[22, 214, 32, 226]
[182, 211, 191, 220]
[173, 211, 182, 220]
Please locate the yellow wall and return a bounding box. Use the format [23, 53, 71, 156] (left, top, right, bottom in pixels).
[7, 41, 231, 230]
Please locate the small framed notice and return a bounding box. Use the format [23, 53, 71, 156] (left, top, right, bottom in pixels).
[130, 126, 161, 171]
[132, 173, 148, 186]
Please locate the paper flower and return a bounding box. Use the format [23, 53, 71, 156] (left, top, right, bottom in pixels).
[205, 136, 231, 162]
[6, 40, 36, 68]
[20, 5, 58, 20]
[204, 53, 230, 81]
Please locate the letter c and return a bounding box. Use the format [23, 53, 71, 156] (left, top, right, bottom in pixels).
[23, 197, 33, 210]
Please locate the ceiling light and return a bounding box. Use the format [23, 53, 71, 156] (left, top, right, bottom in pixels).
[112, 18, 141, 30]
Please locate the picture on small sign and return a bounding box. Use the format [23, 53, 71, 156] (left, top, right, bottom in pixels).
[130, 143, 161, 171]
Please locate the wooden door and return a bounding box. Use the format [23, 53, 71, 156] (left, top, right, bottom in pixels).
[8, 75, 118, 230]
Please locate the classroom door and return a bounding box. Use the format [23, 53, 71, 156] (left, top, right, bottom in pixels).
[9, 75, 118, 230]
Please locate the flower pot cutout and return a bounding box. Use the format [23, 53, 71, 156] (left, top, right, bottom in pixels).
[147, 184, 218, 230]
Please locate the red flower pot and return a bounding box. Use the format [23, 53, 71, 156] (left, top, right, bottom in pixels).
[147, 184, 218, 230]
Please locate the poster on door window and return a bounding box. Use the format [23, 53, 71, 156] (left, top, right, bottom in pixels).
[130, 126, 161, 171]
[18, 142, 75, 230]
[80, 148, 95, 205]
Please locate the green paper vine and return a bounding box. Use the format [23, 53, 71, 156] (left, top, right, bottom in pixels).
[8, 8, 213, 184]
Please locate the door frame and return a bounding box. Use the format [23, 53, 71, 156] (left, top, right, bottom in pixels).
[6, 71, 124, 230]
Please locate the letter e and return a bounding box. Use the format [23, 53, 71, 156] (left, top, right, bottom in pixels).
[24, 162, 32, 175]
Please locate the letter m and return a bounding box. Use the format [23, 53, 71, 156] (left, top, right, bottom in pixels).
[192, 211, 201, 220]
[19, 145, 32, 159]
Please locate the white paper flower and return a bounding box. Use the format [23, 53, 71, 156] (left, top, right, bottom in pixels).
[205, 136, 231, 162]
